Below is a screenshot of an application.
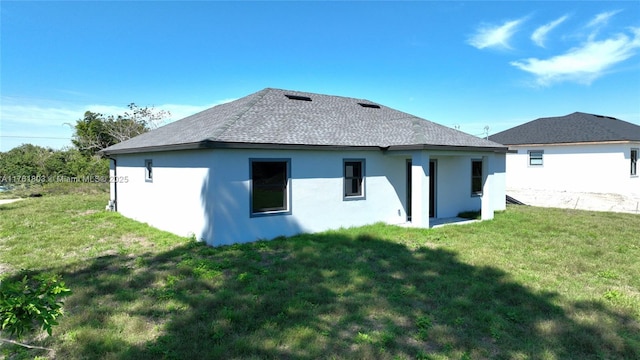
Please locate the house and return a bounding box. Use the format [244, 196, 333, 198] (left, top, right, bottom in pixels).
[102, 88, 507, 246]
[489, 112, 640, 209]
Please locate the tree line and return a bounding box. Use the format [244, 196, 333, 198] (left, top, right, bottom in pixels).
[0, 104, 169, 185]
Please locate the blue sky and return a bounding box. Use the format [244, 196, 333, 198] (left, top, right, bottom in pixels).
[2, 1, 639, 151]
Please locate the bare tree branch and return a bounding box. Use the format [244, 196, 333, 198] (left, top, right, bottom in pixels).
[0, 337, 53, 351]
[71, 104, 170, 156]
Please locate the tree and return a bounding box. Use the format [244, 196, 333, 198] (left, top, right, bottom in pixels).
[60, 148, 109, 178]
[71, 111, 114, 156]
[71, 103, 170, 156]
[0, 145, 109, 182]
[109, 103, 169, 141]
[0, 144, 53, 178]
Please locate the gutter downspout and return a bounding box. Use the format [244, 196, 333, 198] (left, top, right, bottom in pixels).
[109, 156, 118, 212]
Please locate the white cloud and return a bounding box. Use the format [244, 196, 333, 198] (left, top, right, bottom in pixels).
[160, 99, 236, 123]
[587, 10, 621, 28]
[468, 18, 526, 50]
[83, 104, 130, 116]
[585, 10, 623, 42]
[1, 101, 81, 127]
[531, 15, 569, 47]
[0, 97, 234, 151]
[510, 27, 640, 86]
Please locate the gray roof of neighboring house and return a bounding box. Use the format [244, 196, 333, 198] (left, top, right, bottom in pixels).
[488, 112, 640, 145]
[103, 88, 506, 154]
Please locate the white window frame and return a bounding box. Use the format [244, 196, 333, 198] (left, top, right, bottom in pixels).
[631, 148, 638, 176]
[250, 158, 291, 216]
[528, 150, 543, 166]
[471, 159, 483, 197]
[343, 159, 365, 200]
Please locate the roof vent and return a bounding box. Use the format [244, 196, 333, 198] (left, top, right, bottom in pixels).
[285, 94, 312, 101]
[594, 114, 617, 120]
[358, 103, 381, 109]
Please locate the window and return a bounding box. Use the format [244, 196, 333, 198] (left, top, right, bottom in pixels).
[344, 159, 365, 199]
[632, 149, 638, 176]
[529, 150, 543, 166]
[471, 159, 483, 196]
[251, 159, 290, 215]
[145, 159, 153, 182]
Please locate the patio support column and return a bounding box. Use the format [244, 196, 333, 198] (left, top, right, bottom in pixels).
[411, 150, 430, 228]
[481, 155, 494, 220]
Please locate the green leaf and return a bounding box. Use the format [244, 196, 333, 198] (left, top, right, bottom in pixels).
[0, 272, 71, 338]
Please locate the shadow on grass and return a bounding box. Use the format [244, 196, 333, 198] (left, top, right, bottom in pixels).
[11, 231, 639, 359]
[0, 200, 26, 212]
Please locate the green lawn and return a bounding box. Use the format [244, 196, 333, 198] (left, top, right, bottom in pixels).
[0, 192, 638, 359]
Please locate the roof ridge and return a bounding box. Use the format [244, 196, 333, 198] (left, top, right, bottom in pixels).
[208, 88, 272, 140]
[268, 87, 385, 106]
[588, 116, 624, 140]
[588, 113, 638, 140]
[577, 111, 619, 120]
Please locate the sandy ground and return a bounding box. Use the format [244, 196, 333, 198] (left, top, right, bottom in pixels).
[0, 198, 23, 205]
[507, 189, 640, 214]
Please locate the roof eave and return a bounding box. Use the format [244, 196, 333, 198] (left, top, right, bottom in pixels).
[101, 141, 383, 155]
[504, 139, 640, 147]
[100, 141, 213, 156]
[102, 141, 509, 156]
[387, 144, 509, 153]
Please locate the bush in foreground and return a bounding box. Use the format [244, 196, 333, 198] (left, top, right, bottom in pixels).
[0, 271, 71, 339]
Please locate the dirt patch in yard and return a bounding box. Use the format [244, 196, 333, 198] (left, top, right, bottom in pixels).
[120, 234, 155, 248]
[507, 189, 640, 214]
[0, 263, 13, 275]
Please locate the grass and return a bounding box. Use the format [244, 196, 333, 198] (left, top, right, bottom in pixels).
[0, 182, 109, 199]
[0, 190, 639, 359]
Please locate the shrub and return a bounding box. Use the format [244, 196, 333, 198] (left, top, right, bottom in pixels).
[0, 271, 71, 338]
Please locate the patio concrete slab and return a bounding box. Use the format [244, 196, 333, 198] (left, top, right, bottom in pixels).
[507, 189, 640, 214]
[0, 199, 23, 205]
[430, 217, 478, 228]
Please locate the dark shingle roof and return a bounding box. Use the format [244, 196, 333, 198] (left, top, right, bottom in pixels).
[103, 88, 505, 154]
[488, 112, 640, 145]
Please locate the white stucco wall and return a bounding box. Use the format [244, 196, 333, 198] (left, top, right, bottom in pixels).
[491, 153, 507, 212]
[432, 156, 477, 217]
[113, 150, 210, 239]
[112, 148, 506, 245]
[426, 152, 505, 218]
[208, 149, 408, 245]
[113, 149, 407, 245]
[506, 143, 640, 195]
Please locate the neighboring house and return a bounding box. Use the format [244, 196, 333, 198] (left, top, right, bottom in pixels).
[489, 112, 640, 199]
[102, 88, 507, 246]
